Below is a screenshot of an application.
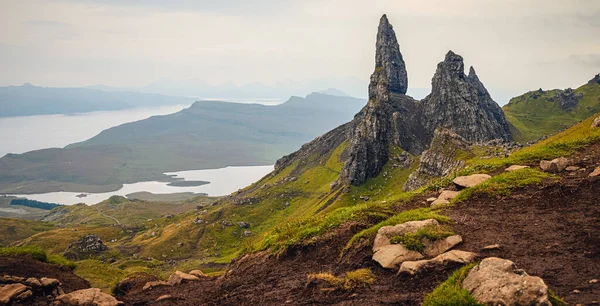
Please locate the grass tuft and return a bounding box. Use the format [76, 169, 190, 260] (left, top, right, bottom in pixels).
[423, 263, 482, 306]
[0, 246, 75, 269]
[307, 268, 375, 290]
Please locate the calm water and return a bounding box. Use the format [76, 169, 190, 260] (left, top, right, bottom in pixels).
[0, 104, 190, 157]
[10, 165, 274, 205]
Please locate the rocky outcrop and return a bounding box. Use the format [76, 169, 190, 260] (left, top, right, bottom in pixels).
[63, 234, 108, 260]
[553, 88, 583, 109]
[462, 257, 551, 305]
[419, 53, 511, 143]
[588, 73, 600, 86]
[369, 14, 408, 98]
[403, 129, 471, 191]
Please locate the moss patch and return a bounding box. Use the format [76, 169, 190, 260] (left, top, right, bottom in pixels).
[423, 263, 482, 306]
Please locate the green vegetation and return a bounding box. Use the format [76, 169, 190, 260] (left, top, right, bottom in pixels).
[345, 208, 450, 251]
[549, 289, 567, 306]
[307, 268, 375, 290]
[390, 225, 454, 253]
[0, 246, 75, 269]
[503, 81, 600, 142]
[0, 218, 55, 246]
[10, 198, 63, 210]
[423, 263, 482, 306]
[453, 168, 553, 202]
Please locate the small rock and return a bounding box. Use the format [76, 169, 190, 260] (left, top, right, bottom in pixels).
[372, 244, 424, 269]
[540, 157, 569, 173]
[481, 244, 501, 250]
[14, 289, 32, 301]
[430, 198, 449, 206]
[505, 165, 529, 172]
[592, 115, 600, 128]
[438, 190, 460, 201]
[424, 235, 463, 257]
[40, 277, 61, 288]
[0, 283, 28, 304]
[237, 221, 250, 228]
[589, 167, 600, 177]
[24, 277, 41, 287]
[589, 279, 598, 284]
[426, 197, 437, 203]
[188, 270, 206, 277]
[156, 294, 174, 301]
[142, 281, 169, 291]
[565, 166, 580, 171]
[168, 271, 199, 286]
[53, 288, 123, 306]
[572, 289, 581, 294]
[398, 250, 477, 275]
[373, 219, 439, 252]
[462, 257, 551, 306]
[453, 174, 492, 188]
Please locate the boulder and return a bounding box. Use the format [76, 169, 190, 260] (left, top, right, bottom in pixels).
[373, 219, 439, 251]
[372, 244, 424, 269]
[453, 174, 491, 188]
[462, 257, 551, 306]
[505, 165, 529, 172]
[423, 235, 463, 257]
[589, 167, 600, 177]
[0, 283, 28, 304]
[540, 157, 569, 173]
[168, 271, 199, 286]
[188, 270, 206, 278]
[592, 115, 600, 128]
[53, 288, 123, 306]
[24, 277, 42, 287]
[399, 250, 477, 275]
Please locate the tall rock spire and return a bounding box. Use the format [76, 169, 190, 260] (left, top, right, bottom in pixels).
[368, 14, 408, 101]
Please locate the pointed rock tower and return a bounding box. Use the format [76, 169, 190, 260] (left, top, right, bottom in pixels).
[341, 15, 410, 185]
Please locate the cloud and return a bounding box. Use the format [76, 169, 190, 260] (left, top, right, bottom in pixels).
[23, 19, 80, 40]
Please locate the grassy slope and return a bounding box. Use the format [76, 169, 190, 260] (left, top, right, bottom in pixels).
[0, 218, 55, 246]
[503, 82, 600, 142]
[9, 112, 600, 293]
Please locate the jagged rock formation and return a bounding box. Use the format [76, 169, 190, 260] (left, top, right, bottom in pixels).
[273, 14, 512, 187]
[588, 73, 600, 85]
[62, 234, 108, 260]
[403, 129, 472, 191]
[419, 53, 511, 143]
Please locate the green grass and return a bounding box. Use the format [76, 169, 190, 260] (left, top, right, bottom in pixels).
[503, 82, 600, 142]
[0, 246, 75, 269]
[344, 208, 450, 251]
[453, 168, 553, 202]
[390, 225, 454, 253]
[0, 217, 55, 246]
[74, 260, 126, 292]
[307, 268, 375, 290]
[549, 289, 567, 306]
[423, 263, 483, 306]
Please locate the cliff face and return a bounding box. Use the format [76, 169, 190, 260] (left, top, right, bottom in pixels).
[275, 14, 512, 187]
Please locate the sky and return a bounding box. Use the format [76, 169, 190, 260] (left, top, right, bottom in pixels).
[1, 0, 599, 97]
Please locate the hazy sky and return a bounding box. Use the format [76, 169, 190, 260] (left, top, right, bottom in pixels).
[1, 0, 599, 94]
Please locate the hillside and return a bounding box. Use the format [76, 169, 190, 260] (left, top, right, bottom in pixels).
[503, 74, 600, 142]
[1, 14, 599, 306]
[0, 83, 195, 117]
[0, 93, 365, 193]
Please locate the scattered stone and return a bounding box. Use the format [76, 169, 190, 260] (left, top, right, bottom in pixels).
[399, 250, 478, 275]
[40, 277, 61, 288]
[589, 167, 600, 177]
[592, 115, 600, 128]
[462, 257, 551, 306]
[572, 289, 581, 294]
[15, 289, 32, 301]
[540, 157, 569, 173]
[565, 166, 580, 172]
[590, 279, 598, 284]
[505, 165, 529, 172]
[24, 277, 41, 287]
[188, 270, 206, 278]
[423, 235, 463, 258]
[0, 283, 28, 304]
[481, 244, 501, 251]
[168, 271, 199, 286]
[372, 244, 424, 269]
[156, 294, 175, 301]
[63, 234, 108, 260]
[142, 281, 169, 291]
[453, 174, 492, 188]
[237, 221, 250, 228]
[438, 190, 460, 201]
[53, 288, 123, 306]
[430, 198, 449, 206]
[359, 196, 370, 201]
[426, 197, 437, 203]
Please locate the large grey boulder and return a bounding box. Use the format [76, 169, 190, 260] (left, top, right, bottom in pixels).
[462, 257, 551, 306]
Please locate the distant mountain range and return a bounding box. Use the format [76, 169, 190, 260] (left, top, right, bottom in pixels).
[0, 93, 366, 194]
[0, 83, 195, 117]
